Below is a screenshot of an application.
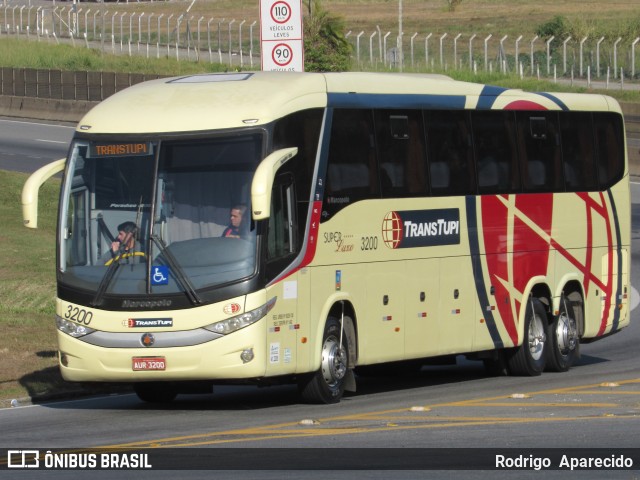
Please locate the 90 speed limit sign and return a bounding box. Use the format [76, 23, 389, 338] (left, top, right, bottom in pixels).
[263, 40, 304, 71]
[272, 43, 293, 67]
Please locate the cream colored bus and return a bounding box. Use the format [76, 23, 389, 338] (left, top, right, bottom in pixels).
[23, 72, 630, 404]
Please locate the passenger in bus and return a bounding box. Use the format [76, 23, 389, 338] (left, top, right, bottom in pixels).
[104, 221, 144, 264]
[221, 205, 247, 238]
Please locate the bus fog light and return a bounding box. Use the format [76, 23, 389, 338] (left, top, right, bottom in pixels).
[241, 348, 254, 363]
[60, 352, 69, 367]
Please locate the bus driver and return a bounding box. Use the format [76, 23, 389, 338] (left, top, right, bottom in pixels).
[221, 205, 247, 238]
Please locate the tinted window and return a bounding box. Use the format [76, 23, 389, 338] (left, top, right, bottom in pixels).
[273, 108, 323, 247]
[473, 110, 520, 194]
[375, 110, 428, 197]
[425, 110, 475, 195]
[559, 112, 598, 191]
[594, 112, 625, 189]
[324, 109, 378, 218]
[515, 111, 562, 192]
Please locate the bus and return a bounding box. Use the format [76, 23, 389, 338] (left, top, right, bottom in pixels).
[22, 71, 630, 404]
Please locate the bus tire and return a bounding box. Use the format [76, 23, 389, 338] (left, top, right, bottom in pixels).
[298, 317, 349, 404]
[134, 382, 178, 403]
[546, 293, 580, 372]
[507, 298, 548, 376]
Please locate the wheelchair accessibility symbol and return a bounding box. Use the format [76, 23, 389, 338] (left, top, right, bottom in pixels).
[151, 266, 169, 285]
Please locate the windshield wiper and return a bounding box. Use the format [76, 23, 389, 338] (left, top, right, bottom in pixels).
[91, 257, 121, 307]
[150, 234, 202, 305]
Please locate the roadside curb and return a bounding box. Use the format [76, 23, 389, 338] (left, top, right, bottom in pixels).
[0, 95, 98, 123]
[1, 385, 133, 409]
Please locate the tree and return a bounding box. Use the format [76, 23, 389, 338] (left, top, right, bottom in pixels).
[304, 0, 352, 72]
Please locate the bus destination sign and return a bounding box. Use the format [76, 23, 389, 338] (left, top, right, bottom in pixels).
[90, 142, 151, 157]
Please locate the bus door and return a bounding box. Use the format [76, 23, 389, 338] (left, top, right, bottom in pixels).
[264, 173, 300, 375]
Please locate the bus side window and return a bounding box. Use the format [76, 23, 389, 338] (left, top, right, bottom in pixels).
[516, 111, 562, 193]
[272, 108, 324, 250]
[265, 173, 297, 282]
[324, 109, 378, 218]
[374, 110, 427, 197]
[425, 110, 475, 196]
[472, 110, 519, 194]
[559, 112, 598, 191]
[594, 112, 625, 189]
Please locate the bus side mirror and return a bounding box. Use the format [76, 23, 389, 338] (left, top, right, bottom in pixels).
[251, 147, 298, 220]
[22, 158, 66, 229]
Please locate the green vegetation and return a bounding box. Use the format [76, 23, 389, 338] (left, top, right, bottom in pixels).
[0, 37, 228, 75]
[0, 171, 67, 405]
[0, 172, 126, 406]
[304, 0, 351, 72]
[536, 15, 640, 46]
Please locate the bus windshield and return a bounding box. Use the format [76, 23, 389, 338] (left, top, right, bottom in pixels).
[59, 133, 263, 299]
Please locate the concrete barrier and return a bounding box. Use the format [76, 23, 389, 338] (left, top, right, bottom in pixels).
[0, 95, 98, 123]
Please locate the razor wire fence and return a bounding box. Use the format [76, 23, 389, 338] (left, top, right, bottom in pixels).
[2, 2, 640, 85]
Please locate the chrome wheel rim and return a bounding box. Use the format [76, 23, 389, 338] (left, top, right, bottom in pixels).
[528, 312, 546, 361]
[321, 335, 347, 387]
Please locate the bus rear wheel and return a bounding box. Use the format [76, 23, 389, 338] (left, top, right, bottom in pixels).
[134, 382, 178, 403]
[546, 293, 580, 372]
[298, 317, 349, 404]
[507, 298, 548, 376]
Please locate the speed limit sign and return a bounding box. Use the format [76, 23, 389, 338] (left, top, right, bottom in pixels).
[260, 0, 304, 71]
[272, 43, 293, 67]
[263, 41, 303, 71]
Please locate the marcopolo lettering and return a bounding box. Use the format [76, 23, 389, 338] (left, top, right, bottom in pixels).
[382, 209, 460, 249]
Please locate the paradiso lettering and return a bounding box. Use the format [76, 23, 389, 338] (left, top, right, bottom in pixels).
[382, 209, 460, 249]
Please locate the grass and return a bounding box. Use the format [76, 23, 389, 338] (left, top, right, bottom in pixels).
[0, 170, 64, 405]
[0, 37, 228, 76]
[24, 0, 639, 40]
[0, 171, 127, 406]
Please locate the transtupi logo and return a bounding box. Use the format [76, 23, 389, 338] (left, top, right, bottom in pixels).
[382, 209, 461, 249]
[382, 211, 404, 249]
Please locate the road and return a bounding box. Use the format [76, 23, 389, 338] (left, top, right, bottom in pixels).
[0, 117, 74, 173]
[0, 119, 639, 479]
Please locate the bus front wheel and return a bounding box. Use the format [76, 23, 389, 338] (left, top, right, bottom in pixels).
[507, 298, 548, 376]
[298, 317, 349, 404]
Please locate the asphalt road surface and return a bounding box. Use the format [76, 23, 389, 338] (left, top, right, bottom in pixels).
[0, 118, 639, 480]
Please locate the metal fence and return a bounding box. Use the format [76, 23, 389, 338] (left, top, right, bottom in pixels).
[0, 67, 165, 101]
[2, 4, 640, 80]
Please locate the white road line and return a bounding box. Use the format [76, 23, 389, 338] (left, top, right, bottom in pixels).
[35, 139, 68, 144]
[0, 118, 75, 129]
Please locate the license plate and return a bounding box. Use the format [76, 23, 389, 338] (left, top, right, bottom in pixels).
[132, 357, 166, 371]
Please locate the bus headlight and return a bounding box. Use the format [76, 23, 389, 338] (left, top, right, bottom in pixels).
[204, 297, 276, 335]
[56, 316, 96, 338]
